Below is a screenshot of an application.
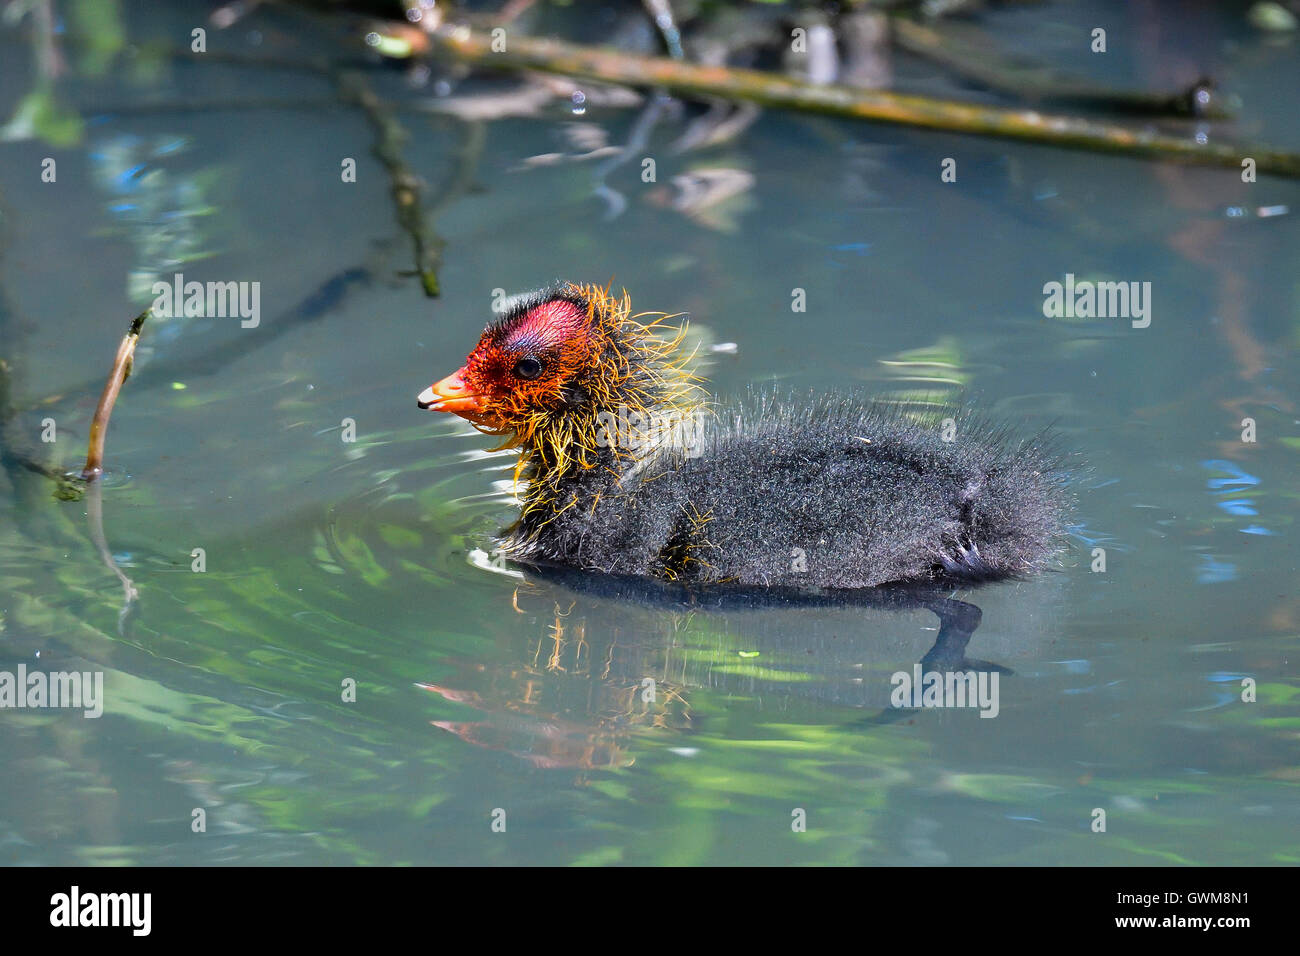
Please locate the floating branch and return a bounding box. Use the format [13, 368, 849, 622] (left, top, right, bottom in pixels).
[81, 308, 149, 481]
[421, 23, 1300, 178]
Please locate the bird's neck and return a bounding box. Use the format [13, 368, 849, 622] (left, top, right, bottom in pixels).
[521, 370, 700, 481]
[513, 328, 703, 513]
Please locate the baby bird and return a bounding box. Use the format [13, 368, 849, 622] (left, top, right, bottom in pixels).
[418, 283, 1068, 589]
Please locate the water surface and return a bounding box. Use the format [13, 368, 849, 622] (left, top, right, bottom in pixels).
[0, 0, 1297, 865]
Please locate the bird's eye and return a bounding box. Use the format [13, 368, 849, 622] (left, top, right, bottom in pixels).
[513, 356, 543, 380]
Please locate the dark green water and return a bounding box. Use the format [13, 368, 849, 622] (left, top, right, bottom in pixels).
[1, 1, 1297, 865]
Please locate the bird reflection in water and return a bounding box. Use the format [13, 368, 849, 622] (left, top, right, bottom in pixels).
[419, 564, 1008, 771]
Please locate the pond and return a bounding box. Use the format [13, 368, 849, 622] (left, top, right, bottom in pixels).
[0, 0, 1296, 865]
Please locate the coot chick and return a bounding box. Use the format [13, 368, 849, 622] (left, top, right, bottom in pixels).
[417, 283, 1068, 589]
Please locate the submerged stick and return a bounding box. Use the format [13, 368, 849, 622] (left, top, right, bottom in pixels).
[336, 71, 443, 296]
[422, 24, 1300, 178]
[82, 310, 146, 628]
[81, 309, 149, 481]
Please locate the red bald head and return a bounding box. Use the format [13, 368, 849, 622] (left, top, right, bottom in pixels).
[418, 288, 597, 429]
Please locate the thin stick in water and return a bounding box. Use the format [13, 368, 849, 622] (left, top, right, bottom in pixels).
[82, 309, 149, 482]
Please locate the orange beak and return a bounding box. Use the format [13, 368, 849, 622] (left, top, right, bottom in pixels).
[417, 367, 482, 417]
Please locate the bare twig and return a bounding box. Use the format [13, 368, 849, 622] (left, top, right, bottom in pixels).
[82, 309, 149, 481]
